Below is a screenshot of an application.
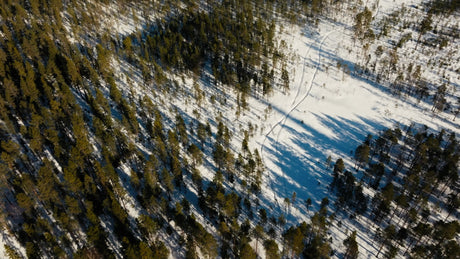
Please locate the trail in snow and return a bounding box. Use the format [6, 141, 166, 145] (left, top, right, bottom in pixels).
[260, 27, 320, 209]
[275, 29, 338, 200]
[291, 30, 317, 106]
[260, 26, 338, 212]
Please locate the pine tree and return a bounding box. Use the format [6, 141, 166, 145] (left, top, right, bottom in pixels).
[305, 198, 312, 212]
[240, 242, 256, 259]
[0, 140, 20, 168]
[175, 113, 188, 146]
[452, 97, 460, 121]
[354, 144, 370, 171]
[188, 143, 203, 166]
[253, 224, 264, 254]
[416, 14, 433, 50]
[333, 158, 345, 173]
[354, 7, 373, 43]
[263, 239, 280, 259]
[37, 160, 60, 205]
[343, 231, 359, 259]
[4, 245, 21, 259]
[432, 84, 447, 112]
[281, 67, 289, 93]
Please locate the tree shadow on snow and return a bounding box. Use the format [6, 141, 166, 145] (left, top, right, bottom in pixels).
[261, 105, 389, 224]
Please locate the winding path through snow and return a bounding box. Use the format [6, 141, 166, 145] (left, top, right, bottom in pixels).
[260, 27, 338, 211]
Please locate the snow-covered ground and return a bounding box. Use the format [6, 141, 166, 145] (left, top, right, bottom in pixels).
[106, 0, 458, 256]
[2, 0, 457, 258]
[247, 4, 459, 257]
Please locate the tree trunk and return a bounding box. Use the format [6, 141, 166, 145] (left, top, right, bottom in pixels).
[415, 33, 422, 50]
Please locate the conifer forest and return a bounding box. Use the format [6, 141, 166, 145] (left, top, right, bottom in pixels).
[0, 0, 458, 258]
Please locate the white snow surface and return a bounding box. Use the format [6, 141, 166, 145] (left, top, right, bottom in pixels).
[97, 0, 460, 257]
[250, 7, 460, 259]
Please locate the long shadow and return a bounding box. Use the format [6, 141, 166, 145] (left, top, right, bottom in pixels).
[261, 104, 388, 223]
[310, 39, 460, 131]
[300, 30, 456, 115]
[329, 211, 379, 258]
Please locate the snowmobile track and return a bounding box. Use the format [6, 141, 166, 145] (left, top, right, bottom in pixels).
[260, 28, 337, 212]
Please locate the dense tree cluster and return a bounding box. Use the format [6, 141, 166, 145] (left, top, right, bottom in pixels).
[0, 0, 326, 257]
[331, 126, 459, 258]
[136, 3, 275, 95]
[330, 159, 367, 215]
[282, 200, 332, 258]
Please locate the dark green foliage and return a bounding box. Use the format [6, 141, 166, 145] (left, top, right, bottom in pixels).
[240, 242, 257, 259]
[1, 140, 20, 168]
[354, 7, 373, 42]
[427, 0, 460, 15]
[4, 245, 21, 259]
[343, 231, 358, 259]
[175, 113, 188, 146]
[397, 33, 412, 48]
[333, 158, 345, 174]
[303, 235, 331, 259]
[188, 143, 203, 166]
[1, 1, 458, 259]
[331, 169, 367, 214]
[263, 239, 280, 259]
[354, 144, 370, 170]
[419, 14, 433, 36]
[213, 143, 226, 170]
[347, 126, 460, 257]
[283, 225, 306, 257]
[281, 67, 289, 92]
[433, 220, 460, 243]
[185, 237, 198, 259]
[136, 3, 275, 95]
[25, 242, 40, 259]
[37, 160, 60, 205]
